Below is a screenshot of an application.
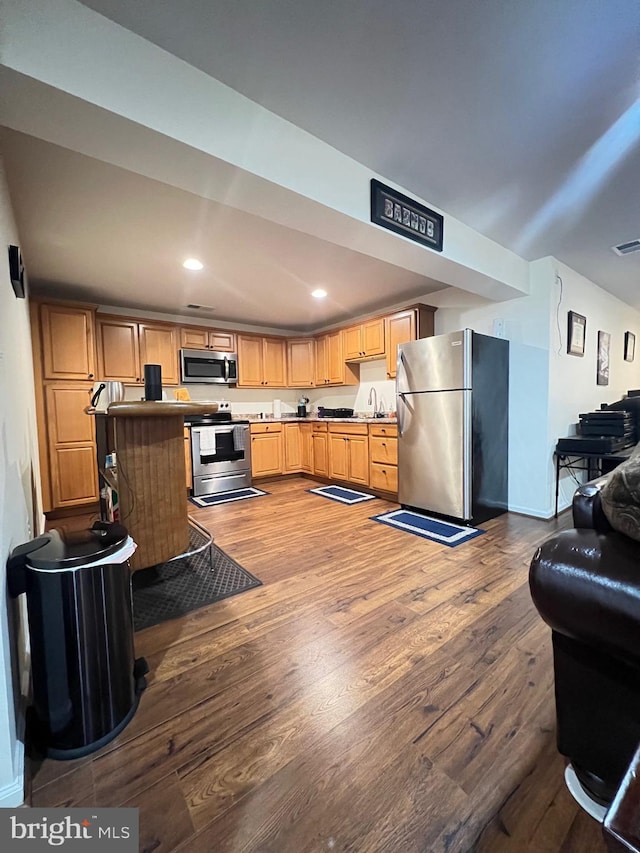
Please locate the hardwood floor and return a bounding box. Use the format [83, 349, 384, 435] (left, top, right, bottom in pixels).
[32, 478, 608, 852]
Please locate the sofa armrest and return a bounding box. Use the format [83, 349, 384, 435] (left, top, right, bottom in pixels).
[573, 476, 614, 532]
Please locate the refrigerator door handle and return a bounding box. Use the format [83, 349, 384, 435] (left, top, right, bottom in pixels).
[397, 393, 406, 437]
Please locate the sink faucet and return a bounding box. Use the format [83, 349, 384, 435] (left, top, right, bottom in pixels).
[368, 387, 378, 415]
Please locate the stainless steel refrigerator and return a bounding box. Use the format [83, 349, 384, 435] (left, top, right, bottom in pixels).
[397, 329, 509, 523]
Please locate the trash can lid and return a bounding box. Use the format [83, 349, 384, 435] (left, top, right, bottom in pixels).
[26, 522, 129, 569]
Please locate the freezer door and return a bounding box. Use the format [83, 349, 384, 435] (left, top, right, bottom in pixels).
[398, 389, 472, 520]
[397, 330, 470, 393]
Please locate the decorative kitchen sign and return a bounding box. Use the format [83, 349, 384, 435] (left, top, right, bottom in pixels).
[370, 179, 444, 252]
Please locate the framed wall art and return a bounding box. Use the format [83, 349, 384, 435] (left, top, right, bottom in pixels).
[567, 311, 586, 356]
[370, 179, 444, 252]
[624, 331, 635, 362]
[597, 330, 611, 385]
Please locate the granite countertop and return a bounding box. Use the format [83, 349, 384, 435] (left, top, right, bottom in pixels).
[241, 415, 397, 425]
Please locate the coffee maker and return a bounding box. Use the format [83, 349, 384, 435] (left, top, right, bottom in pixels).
[297, 396, 309, 418]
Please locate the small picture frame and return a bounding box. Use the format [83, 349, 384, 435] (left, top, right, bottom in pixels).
[597, 330, 611, 386]
[567, 311, 586, 356]
[624, 331, 635, 363]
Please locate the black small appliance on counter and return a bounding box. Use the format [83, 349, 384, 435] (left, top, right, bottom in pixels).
[317, 407, 355, 418]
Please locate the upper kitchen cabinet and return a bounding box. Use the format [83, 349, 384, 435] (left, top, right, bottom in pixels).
[385, 304, 436, 378]
[97, 316, 179, 385]
[39, 303, 96, 381]
[314, 330, 358, 387]
[180, 326, 235, 353]
[237, 335, 286, 387]
[343, 317, 385, 361]
[287, 338, 315, 387]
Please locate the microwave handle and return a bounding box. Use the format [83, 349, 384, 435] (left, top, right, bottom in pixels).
[224, 356, 229, 382]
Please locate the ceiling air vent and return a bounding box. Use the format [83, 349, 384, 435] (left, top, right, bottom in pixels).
[612, 239, 640, 256]
[185, 303, 215, 311]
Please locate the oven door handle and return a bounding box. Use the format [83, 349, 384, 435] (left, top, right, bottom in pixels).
[192, 427, 234, 436]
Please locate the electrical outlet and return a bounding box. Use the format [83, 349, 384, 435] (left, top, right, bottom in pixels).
[492, 319, 506, 338]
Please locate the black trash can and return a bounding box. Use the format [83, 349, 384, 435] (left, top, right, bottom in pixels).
[8, 521, 147, 760]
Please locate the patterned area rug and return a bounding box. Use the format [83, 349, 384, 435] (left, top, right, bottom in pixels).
[189, 487, 269, 507]
[132, 530, 261, 631]
[308, 485, 377, 504]
[370, 509, 484, 547]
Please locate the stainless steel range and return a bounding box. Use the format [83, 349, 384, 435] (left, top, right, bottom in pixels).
[185, 403, 251, 496]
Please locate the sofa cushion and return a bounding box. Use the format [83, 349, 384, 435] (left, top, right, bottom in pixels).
[600, 445, 640, 541]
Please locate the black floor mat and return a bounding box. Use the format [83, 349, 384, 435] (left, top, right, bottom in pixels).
[132, 538, 262, 631]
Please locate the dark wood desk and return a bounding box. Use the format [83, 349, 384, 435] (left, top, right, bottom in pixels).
[554, 446, 634, 518]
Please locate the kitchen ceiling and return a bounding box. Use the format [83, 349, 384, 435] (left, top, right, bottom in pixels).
[2, 0, 639, 328]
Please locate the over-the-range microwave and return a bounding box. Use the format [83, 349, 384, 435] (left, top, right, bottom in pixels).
[180, 349, 238, 385]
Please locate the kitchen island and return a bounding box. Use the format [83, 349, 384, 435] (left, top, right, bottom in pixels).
[91, 401, 219, 571]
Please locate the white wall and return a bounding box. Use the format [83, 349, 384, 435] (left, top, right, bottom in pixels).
[549, 260, 640, 511]
[0, 156, 41, 806]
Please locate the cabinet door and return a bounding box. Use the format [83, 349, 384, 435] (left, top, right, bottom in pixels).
[343, 326, 362, 360]
[209, 331, 236, 352]
[347, 435, 369, 485]
[237, 335, 264, 386]
[312, 433, 329, 477]
[362, 318, 385, 357]
[314, 336, 328, 386]
[251, 432, 283, 477]
[300, 424, 313, 473]
[386, 310, 416, 379]
[180, 327, 209, 350]
[370, 462, 398, 493]
[97, 317, 141, 383]
[287, 339, 315, 387]
[45, 384, 99, 507]
[263, 338, 286, 387]
[328, 434, 349, 481]
[284, 423, 302, 472]
[139, 323, 179, 385]
[40, 304, 96, 380]
[327, 331, 344, 384]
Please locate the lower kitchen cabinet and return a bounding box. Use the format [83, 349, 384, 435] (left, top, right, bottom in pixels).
[45, 383, 99, 507]
[369, 424, 398, 494]
[250, 423, 283, 477]
[311, 422, 329, 476]
[299, 423, 313, 473]
[328, 423, 369, 486]
[284, 423, 302, 472]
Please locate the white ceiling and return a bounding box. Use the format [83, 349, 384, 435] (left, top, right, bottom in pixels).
[2, 0, 639, 329]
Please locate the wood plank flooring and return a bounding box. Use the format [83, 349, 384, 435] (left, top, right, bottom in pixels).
[32, 478, 608, 852]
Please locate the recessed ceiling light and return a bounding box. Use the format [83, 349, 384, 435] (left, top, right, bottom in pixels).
[311, 288, 327, 298]
[183, 258, 204, 270]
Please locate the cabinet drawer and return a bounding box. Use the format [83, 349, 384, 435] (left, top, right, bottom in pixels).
[369, 424, 398, 438]
[328, 422, 368, 435]
[312, 422, 328, 432]
[250, 422, 282, 434]
[369, 435, 397, 465]
[370, 462, 398, 493]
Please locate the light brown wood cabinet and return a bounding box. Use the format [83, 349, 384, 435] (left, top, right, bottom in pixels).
[44, 383, 99, 507]
[96, 315, 179, 385]
[40, 303, 96, 381]
[344, 318, 385, 361]
[328, 423, 369, 486]
[287, 339, 315, 387]
[314, 330, 358, 387]
[385, 305, 435, 378]
[250, 422, 283, 477]
[299, 422, 313, 473]
[237, 335, 287, 387]
[180, 326, 235, 352]
[369, 423, 398, 494]
[283, 423, 302, 472]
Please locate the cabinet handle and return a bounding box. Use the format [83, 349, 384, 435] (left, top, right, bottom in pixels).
[381, 442, 386, 446]
[88, 373, 94, 379]
[136, 378, 141, 382]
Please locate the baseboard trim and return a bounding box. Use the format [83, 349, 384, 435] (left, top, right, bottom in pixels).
[0, 738, 25, 808]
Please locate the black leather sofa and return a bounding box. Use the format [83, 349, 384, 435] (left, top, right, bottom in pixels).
[530, 474, 640, 808]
